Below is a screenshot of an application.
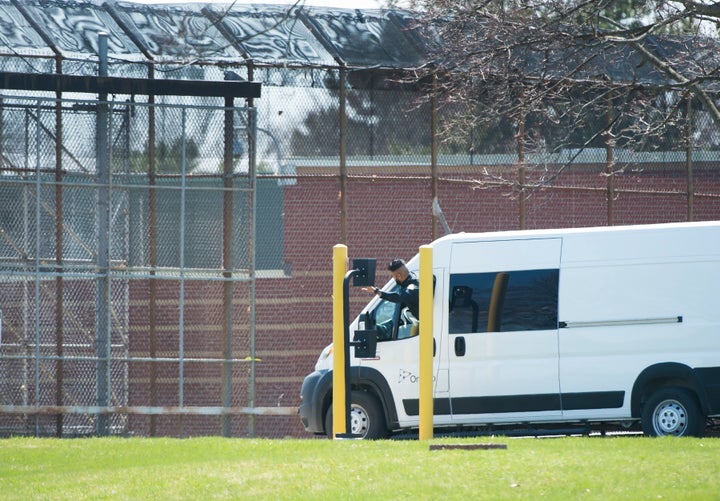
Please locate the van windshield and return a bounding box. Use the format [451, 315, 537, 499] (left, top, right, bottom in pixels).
[373, 298, 397, 341]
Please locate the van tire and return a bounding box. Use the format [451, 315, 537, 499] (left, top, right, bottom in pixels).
[641, 387, 705, 437]
[324, 390, 388, 440]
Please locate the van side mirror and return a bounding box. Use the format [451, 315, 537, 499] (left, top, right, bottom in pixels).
[352, 329, 377, 358]
[351, 258, 376, 286]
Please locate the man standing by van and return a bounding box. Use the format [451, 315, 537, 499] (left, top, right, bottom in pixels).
[370, 259, 420, 320]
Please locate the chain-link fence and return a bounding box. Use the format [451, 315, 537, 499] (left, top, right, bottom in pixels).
[1, 74, 719, 438]
[0, 95, 295, 437]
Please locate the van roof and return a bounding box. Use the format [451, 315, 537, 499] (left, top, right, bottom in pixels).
[430, 220, 720, 247]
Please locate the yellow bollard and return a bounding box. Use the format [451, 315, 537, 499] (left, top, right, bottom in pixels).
[419, 245, 434, 440]
[332, 244, 347, 438]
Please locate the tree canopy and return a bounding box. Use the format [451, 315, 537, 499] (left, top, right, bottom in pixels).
[407, 0, 720, 157]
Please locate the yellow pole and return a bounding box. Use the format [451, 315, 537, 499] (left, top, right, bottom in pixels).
[332, 244, 347, 438]
[419, 245, 434, 440]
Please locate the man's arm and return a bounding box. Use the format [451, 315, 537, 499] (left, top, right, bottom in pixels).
[376, 288, 400, 304]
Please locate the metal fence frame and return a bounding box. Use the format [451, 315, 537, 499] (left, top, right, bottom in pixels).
[0, 89, 298, 438]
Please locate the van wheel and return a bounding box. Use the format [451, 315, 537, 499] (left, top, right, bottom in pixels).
[641, 387, 705, 437]
[324, 390, 388, 440]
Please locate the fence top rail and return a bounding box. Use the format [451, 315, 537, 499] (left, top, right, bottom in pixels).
[0, 71, 261, 99]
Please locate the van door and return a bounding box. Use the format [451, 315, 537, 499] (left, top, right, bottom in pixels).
[358, 268, 450, 428]
[447, 238, 562, 424]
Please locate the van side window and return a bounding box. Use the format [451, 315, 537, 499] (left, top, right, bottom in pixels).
[449, 269, 559, 333]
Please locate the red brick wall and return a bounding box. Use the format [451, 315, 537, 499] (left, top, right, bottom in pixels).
[18, 163, 711, 438]
[234, 164, 718, 437]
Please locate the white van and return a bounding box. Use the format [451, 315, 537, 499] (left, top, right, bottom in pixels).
[299, 222, 720, 438]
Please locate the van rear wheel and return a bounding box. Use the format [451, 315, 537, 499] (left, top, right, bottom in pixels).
[641, 387, 705, 437]
[324, 390, 388, 440]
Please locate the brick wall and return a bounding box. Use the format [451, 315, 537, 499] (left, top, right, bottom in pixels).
[239, 163, 719, 437]
[5, 163, 715, 438]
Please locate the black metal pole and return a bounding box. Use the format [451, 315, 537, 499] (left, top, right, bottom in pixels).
[337, 258, 375, 439]
[342, 270, 355, 436]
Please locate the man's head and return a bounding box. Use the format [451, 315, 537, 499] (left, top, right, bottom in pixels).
[388, 259, 408, 285]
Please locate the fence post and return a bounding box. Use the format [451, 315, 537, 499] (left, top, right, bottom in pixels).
[54, 69, 64, 438]
[95, 33, 110, 436]
[686, 98, 694, 222]
[247, 60, 258, 437]
[518, 166, 526, 230]
[222, 94, 235, 437]
[431, 81, 439, 240]
[178, 108, 188, 437]
[517, 112, 526, 230]
[248, 104, 258, 437]
[339, 67, 348, 245]
[148, 64, 158, 437]
[34, 100, 42, 437]
[606, 93, 615, 226]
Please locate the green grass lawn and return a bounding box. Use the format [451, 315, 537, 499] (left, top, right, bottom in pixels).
[0, 436, 718, 500]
